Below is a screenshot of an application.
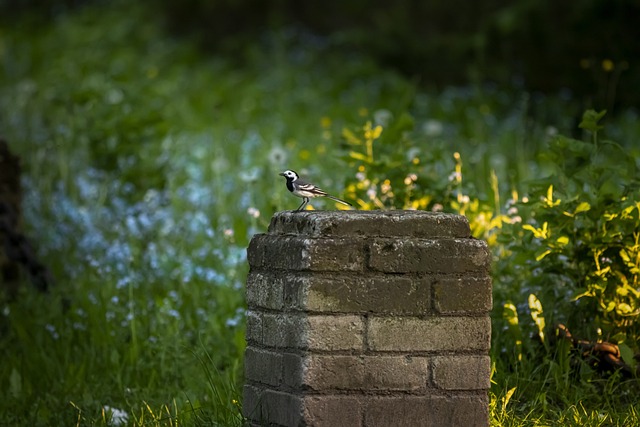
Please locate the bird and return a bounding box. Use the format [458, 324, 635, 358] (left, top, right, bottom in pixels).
[279, 169, 352, 212]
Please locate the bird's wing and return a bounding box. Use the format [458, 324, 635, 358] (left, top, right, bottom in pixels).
[296, 179, 328, 196]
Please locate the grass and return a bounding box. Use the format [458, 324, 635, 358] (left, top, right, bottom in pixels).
[1, 1, 639, 425]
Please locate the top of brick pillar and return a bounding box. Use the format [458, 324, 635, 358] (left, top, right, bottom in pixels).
[267, 210, 471, 238]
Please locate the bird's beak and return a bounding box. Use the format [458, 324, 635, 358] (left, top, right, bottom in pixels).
[278, 172, 285, 176]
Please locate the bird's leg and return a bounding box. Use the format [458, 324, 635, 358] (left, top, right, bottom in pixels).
[296, 198, 308, 212]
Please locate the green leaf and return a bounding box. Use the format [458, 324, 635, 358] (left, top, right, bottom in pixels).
[10, 368, 22, 398]
[578, 109, 607, 133]
[618, 343, 638, 371]
[528, 294, 546, 344]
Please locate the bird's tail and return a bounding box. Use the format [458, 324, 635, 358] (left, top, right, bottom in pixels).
[326, 195, 352, 207]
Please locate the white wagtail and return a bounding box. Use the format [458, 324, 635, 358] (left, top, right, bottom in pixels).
[279, 169, 352, 211]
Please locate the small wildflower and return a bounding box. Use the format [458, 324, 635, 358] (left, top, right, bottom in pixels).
[601, 59, 614, 72]
[103, 406, 129, 427]
[403, 173, 418, 186]
[510, 216, 522, 224]
[545, 126, 558, 137]
[366, 187, 377, 200]
[355, 172, 366, 181]
[373, 109, 392, 127]
[458, 194, 470, 204]
[448, 171, 462, 182]
[299, 149, 311, 160]
[45, 324, 60, 340]
[268, 146, 288, 166]
[247, 207, 260, 218]
[381, 180, 392, 194]
[507, 207, 518, 216]
[239, 168, 260, 183]
[363, 121, 383, 140]
[422, 119, 443, 137]
[320, 116, 332, 128]
[224, 228, 234, 238]
[432, 203, 444, 212]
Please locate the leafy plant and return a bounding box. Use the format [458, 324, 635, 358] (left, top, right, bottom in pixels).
[497, 109, 640, 361]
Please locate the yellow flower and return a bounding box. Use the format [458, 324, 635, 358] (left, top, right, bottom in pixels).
[363, 121, 383, 141]
[320, 116, 332, 128]
[602, 59, 614, 72]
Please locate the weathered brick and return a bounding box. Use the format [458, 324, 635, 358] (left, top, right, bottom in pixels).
[432, 355, 492, 390]
[260, 390, 303, 427]
[244, 211, 492, 427]
[244, 347, 283, 387]
[367, 316, 491, 352]
[364, 395, 489, 427]
[288, 354, 428, 391]
[258, 313, 365, 351]
[285, 273, 431, 314]
[433, 276, 492, 314]
[361, 356, 428, 391]
[245, 310, 263, 345]
[242, 384, 262, 422]
[302, 396, 363, 426]
[368, 238, 490, 274]
[268, 210, 471, 238]
[306, 315, 365, 351]
[261, 313, 304, 349]
[248, 234, 366, 271]
[246, 272, 285, 310]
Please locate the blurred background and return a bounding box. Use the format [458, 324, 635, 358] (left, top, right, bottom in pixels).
[1, 0, 639, 425]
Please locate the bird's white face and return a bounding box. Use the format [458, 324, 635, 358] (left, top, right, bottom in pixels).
[280, 170, 298, 180]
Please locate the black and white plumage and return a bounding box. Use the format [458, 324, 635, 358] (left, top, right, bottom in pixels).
[279, 169, 352, 212]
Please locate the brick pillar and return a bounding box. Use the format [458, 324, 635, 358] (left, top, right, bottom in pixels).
[243, 211, 492, 427]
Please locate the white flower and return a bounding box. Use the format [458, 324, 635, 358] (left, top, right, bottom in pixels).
[103, 405, 129, 426]
[448, 171, 462, 182]
[422, 119, 444, 137]
[247, 207, 260, 218]
[432, 203, 444, 212]
[239, 167, 260, 183]
[268, 145, 288, 166]
[373, 109, 393, 127]
[366, 187, 377, 200]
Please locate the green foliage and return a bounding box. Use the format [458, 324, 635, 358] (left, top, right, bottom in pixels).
[497, 110, 640, 349]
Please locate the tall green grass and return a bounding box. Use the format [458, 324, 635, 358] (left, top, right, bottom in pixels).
[1, 1, 639, 425]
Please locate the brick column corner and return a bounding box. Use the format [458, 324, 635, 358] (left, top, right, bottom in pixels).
[243, 210, 492, 427]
